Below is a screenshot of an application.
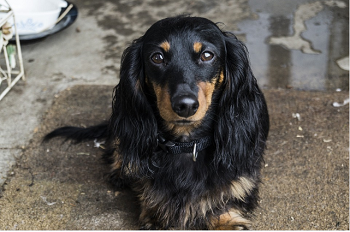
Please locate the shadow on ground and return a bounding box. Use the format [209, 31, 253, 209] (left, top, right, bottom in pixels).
[0, 85, 348, 230]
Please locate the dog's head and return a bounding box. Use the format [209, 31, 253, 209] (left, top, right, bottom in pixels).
[111, 16, 269, 176]
[141, 17, 225, 135]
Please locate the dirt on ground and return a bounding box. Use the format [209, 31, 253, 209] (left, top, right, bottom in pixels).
[0, 85, 348, 230]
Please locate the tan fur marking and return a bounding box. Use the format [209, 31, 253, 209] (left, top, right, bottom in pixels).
[210, 210, 252, 230]
[193, 42, 202, 53]
[151, 83, 202, 136]
[230, 177, 255, 201]
[198, 80, 215, 110]
[160, 41, 170, 52]
[138, 176, 254, 229]
[152, 83, 174, 122]
[151, 78, 219, 136]
[218, 70, 224, 85]
[112, 159, 122, 170]
[111, 150, 122, 170]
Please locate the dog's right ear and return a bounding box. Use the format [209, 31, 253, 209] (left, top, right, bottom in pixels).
[109, 37, 158, 177]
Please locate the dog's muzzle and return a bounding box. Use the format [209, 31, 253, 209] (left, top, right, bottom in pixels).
[171, 94, 199, 118]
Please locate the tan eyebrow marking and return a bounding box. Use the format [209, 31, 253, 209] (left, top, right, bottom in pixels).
[193, 42, 203, 53]
[160, 41, 170, 52]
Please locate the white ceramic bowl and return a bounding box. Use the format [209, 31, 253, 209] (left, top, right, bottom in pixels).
[0, 0, 68, 35]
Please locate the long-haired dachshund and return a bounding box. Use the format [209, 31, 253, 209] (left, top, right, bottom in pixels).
[44, 16, 269, 230]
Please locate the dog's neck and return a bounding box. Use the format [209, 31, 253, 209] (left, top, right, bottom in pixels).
[156, 134, 213, 162]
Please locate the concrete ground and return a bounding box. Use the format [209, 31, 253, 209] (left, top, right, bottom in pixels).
[0, 0, 348, 230]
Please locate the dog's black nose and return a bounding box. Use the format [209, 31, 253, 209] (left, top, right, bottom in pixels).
[172, 95, 199, 118]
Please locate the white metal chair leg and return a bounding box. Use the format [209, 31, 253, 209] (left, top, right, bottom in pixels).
[0, 1, 25, 101]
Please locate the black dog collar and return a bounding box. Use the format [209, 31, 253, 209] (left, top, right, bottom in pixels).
[157, 134, 213, 162]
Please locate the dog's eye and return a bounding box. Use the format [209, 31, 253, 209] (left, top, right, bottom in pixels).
[151, 53, 164, 64]
[201, 51, 214, 62]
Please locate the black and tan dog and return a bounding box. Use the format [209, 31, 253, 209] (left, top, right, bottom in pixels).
[45, 16, 269, 230]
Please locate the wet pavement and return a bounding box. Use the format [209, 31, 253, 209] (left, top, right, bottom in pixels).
[237, 0, 349, 91]
[0, 0, 348, 230]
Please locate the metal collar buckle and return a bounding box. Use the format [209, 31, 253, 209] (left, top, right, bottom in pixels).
[192, 143, 198, 162]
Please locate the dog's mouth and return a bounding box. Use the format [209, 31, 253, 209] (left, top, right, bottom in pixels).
[164, 118, 203, 136]
[172, 119, 197, 126]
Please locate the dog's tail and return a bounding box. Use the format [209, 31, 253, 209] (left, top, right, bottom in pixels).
[43, 122, 109, 143]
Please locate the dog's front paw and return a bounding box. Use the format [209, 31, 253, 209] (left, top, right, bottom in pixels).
[209, 210, 251, 230]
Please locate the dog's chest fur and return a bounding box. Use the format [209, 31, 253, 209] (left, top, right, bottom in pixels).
[131, 151, 257, 229]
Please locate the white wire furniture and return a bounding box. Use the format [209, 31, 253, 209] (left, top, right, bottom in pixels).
[0, 0, 25, 101]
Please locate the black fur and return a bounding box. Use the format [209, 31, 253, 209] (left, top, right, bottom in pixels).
[44, 16, 269, 230]
[44, 123, 108, 143]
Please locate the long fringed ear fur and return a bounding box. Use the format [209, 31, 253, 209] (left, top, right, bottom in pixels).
[109, 37, 158, 178]
[214, 32, 269, 178]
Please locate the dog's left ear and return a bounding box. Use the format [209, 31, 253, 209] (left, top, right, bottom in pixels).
[213, 32, 269, 177]
[109, 37, 158, 177]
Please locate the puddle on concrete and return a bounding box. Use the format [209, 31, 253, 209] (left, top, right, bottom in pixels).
[235, 0, 349, 91]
